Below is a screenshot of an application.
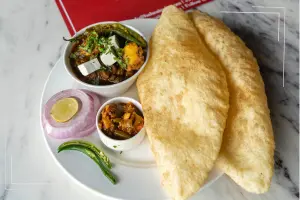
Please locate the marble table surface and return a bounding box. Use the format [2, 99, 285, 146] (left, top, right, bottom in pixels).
[0, 0, 298, 199]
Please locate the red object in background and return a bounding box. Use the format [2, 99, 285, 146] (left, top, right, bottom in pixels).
[55, 0, 213, 36]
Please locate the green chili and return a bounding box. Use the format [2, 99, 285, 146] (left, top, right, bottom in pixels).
[87, 23, 147, 48]
[58, 140, 111, 169]
[58, 144, 116, 184]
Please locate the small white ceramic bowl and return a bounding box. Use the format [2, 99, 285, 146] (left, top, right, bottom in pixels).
[96, 97, 145, 151]
[63, 21, 149, 97]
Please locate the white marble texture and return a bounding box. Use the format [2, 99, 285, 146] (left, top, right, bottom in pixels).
[0, 0, 298, 199]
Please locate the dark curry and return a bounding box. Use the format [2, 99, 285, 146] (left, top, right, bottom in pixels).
[66, 23, 147, 85]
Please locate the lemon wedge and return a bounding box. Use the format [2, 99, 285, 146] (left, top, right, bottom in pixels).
[50, 97, 79, 123]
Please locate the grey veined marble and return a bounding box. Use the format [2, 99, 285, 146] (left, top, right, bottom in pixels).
[0, 0, 298, 199]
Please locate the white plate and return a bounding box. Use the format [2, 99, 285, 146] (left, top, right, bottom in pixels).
[40, 19, 223, 200]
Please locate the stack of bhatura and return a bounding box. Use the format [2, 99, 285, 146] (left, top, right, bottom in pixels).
[137, 5, 274, 200]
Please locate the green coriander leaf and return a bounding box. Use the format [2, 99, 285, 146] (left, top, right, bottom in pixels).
[69, 53, 76, 59]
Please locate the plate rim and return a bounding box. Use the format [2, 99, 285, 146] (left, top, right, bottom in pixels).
[39, 18, 224, 200]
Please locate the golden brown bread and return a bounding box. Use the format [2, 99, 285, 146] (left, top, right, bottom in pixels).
[137, 6, 229, 200]
[189, 11, 275, 193]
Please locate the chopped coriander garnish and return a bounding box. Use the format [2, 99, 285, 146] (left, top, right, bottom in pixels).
[99, 65, 111, 71]
[105, 48, 112, 55]
[114, 56, 127, 69]
[99, 47, 105, 53]
[125, 57, 130, 64]
[69, 53, 76, 59]
[80, 30, 99, 53]
[98, 36, 112, 54]
[111, 47, 127, 69]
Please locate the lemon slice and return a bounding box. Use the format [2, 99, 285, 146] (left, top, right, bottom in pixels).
[50, 97, 79, 123]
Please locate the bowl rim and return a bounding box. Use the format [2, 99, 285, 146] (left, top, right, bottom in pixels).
[63, 21, 150, 89]
[96, 97, 145, 144]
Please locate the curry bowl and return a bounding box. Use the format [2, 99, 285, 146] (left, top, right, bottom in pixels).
[63, 21, 149, 97]
[96, 97, 145, 151]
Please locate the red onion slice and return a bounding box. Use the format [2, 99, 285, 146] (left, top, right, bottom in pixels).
[42, 89, 95, 139]
[80, 89, 102, 113]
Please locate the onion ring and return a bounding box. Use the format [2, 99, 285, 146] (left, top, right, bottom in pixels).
[42, 89, 96, 139]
